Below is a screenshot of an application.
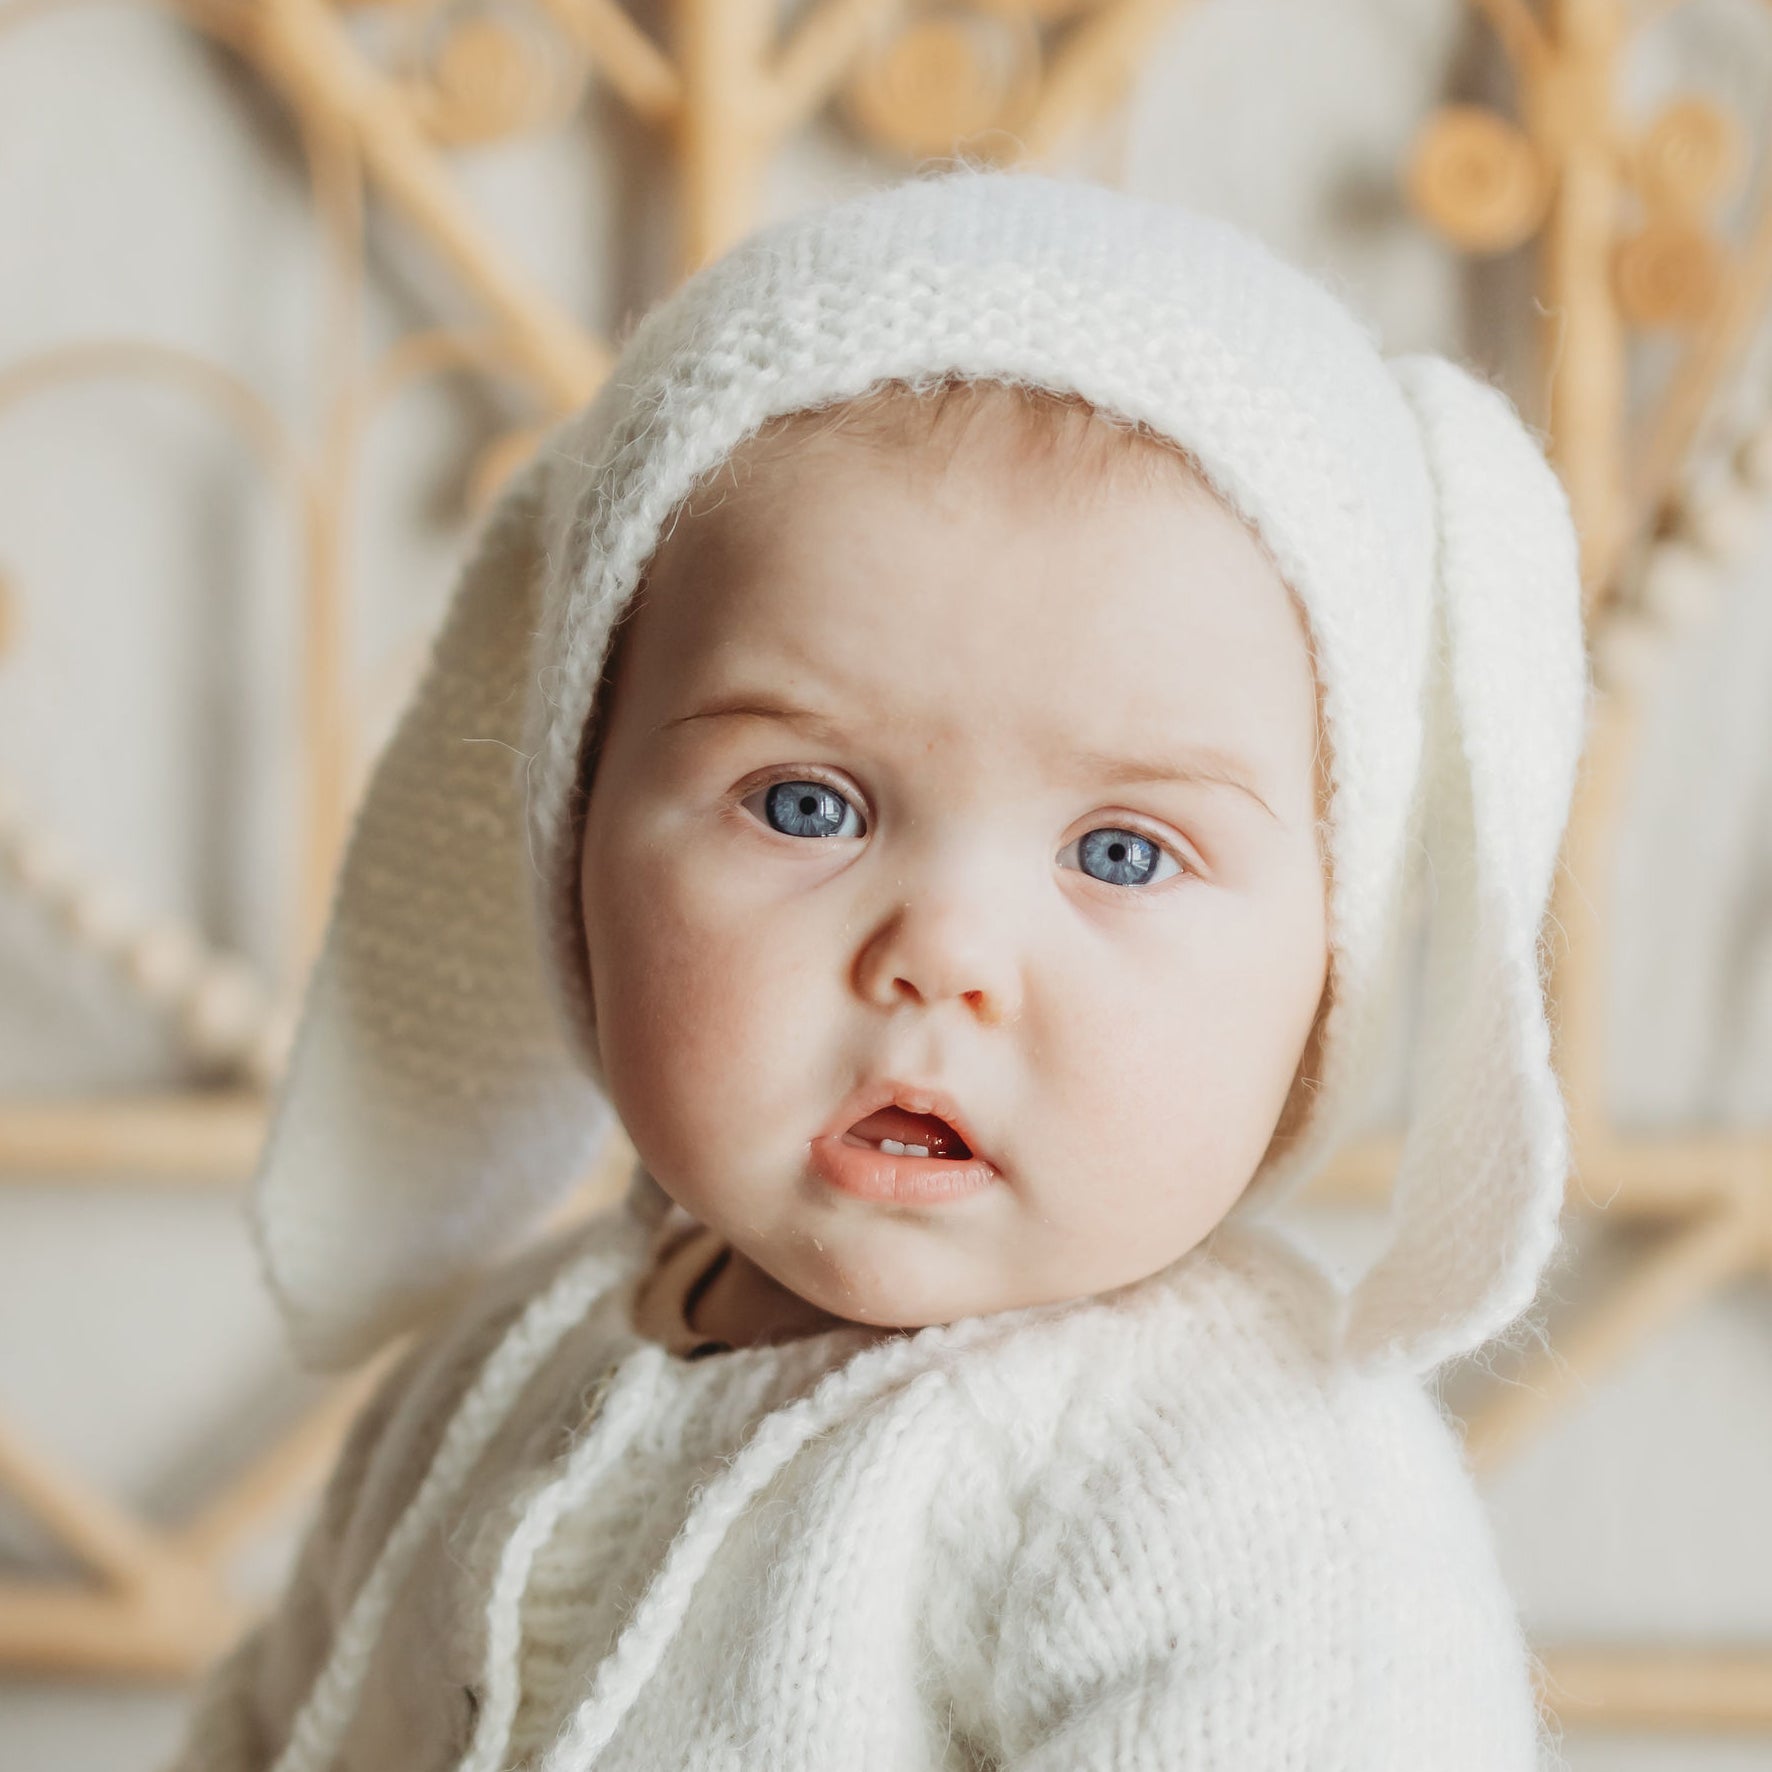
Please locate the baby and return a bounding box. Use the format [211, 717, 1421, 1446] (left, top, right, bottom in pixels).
[168, 171, 1589, 1772]
[586, 378, 1333, 1354]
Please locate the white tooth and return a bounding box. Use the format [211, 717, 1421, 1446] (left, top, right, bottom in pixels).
[880, 1138, 905, 1155]
[904, 1144, 930, 1157]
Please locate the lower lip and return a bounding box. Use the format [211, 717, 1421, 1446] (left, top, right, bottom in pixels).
[808, 1132, 1001, 1206]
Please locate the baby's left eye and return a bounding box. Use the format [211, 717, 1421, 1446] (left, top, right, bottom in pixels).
[743, 778, 866, 839]
[1059, 827, 1184, 888]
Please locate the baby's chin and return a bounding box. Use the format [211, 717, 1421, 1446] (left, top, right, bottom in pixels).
[704, 1235, 957, 1340]
[655, 1161, 1136, 1333]
[755, 1238, 1095, 1339]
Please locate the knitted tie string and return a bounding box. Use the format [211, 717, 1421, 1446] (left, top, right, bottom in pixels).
[454, 1347, 668, 1772]
[534, 1353, 954, 1771]
[267, 1233, 637, 1772]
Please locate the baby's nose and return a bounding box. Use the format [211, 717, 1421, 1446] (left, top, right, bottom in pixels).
[854, 895, 1023, 1027]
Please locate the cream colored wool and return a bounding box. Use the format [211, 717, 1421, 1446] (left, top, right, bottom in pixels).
[169, 1204, 1550, 1771]
[181, 169, 1592, 1771]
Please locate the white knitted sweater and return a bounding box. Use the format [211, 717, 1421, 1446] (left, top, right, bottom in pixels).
[167, 1193, 1549, 1772]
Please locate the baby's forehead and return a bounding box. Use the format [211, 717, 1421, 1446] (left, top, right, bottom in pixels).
[650, 382, 1300, 690]
[621, 383, 1327, 814]
[649, 396, 1258, 668]
[692, 377, 1220, 518]
[650, 380, 1273, 644]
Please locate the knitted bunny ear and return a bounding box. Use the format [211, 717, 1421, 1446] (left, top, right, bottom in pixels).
[251, 457, 616, 1372]
[1340, 354, 1591, 1375]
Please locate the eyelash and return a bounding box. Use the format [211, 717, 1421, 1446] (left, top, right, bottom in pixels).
[732, 767, 1197, 888]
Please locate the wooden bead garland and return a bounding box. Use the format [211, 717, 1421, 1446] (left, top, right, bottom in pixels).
[0, 773, 294, 1088]
[1638, 537, 1718, 629]
[1676, 481, 1768, 561]
[1593, 402, 1772, 694]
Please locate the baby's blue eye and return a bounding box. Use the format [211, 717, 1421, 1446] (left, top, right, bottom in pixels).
[1064, 827, 1181, 888]
[751, 779, 865, 839]
[742, 782, 1182, 889]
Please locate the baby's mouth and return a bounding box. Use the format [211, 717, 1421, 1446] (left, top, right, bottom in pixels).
[842, 1106, 973, 1161]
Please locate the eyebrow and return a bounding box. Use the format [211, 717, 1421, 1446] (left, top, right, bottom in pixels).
[659, 692, 1278, 820]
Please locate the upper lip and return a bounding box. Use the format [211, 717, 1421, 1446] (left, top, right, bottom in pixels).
[821, 1077, 993, 1167]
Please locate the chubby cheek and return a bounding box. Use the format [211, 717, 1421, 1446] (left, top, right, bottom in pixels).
[1027, 915, 1300, 1276]
[582, 833, 821, 1195]
[1035, 989, 1237, 1250]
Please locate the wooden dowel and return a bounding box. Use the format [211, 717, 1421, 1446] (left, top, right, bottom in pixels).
[529, 0, 682, 124]
[1537, 1646, 1772, 1730]
[295, 117, 362, 977]
[0, 1412, 186, 1593]
[672, 0, 777, 272]
[1627, 157, 1772, 555]
[1563, 1136, 1772, 1215]
[765, 0, 899, 137]
[174, 1365, 385, 1571]
[0, 1581, 239, 1678]
[359, 326, 513, 415]
[5, 1094, 1759, 1216]
[251, 0, 608, 409]
[1469, 0, 1550, 77]
[296, 476, 347, 974]
[1019, 0, 1189, 164]
[0, 341, 309, 491]
[1537, 0, 1629, 616]
[0, 1094, 265, 1180]
[1303, 1128, 1772, 1216]
[1462, 1200, 1758, 1473]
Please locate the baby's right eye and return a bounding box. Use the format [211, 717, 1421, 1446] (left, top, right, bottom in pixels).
[742, 777, 867, 840]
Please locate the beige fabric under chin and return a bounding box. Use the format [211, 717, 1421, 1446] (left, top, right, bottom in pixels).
[632, 1212, 733, 1360]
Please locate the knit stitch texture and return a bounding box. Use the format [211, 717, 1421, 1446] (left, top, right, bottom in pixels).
[167, 1197, 1554, 1771]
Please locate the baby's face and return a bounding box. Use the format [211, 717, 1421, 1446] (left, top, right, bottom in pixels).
[580, 402, 1328, 1332]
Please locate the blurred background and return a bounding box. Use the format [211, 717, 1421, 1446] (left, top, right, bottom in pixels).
[3, 0, 1772, 1766]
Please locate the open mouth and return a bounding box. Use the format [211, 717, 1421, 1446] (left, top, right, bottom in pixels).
[813, 1088, 999, 1206]
[842, 1105, 974, 1161]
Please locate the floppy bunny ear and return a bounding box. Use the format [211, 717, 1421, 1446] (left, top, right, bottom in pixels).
[251, 455, 616, 1372]
[1340, 354, 1592, 1375]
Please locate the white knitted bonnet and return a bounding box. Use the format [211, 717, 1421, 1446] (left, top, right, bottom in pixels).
[253, 169, 1590, 1378]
